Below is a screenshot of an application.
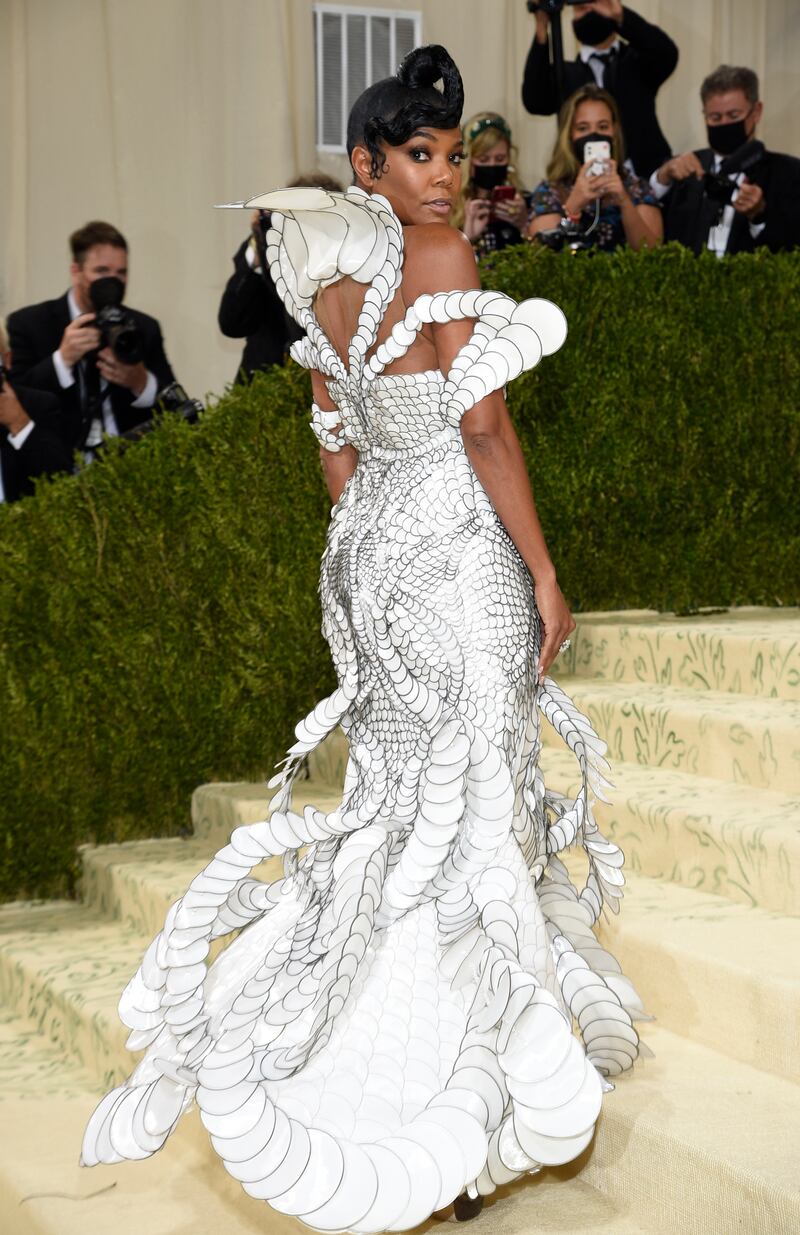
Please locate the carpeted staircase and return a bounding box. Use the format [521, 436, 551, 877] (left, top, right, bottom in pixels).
[1, 607, 798, 1235]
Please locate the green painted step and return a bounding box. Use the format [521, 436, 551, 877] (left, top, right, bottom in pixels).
[555, 607, 800, 700]
[541, 747, 800, 916]
[0, 901, 143, 1092]
[541, 680, 800, 792]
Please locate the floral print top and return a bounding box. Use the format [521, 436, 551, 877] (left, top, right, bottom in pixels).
[529, 171, 659, 252]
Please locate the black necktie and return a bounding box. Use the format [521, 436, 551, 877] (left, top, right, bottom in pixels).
[590, 46, 618, 82]
[80, 355, 103, 447]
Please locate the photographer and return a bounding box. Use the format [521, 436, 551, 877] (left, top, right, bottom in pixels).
[651, 66, 800, 257]
[218, 173, 342, 384]
[0, 323, 72, 503]
[7, 221, 176, 455]
[522, 1, 677, 178]
[453, 113, 532, 259]
[527, 85, 662, 252]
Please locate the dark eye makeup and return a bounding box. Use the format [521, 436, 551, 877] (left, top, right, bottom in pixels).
[408, 145, 464, 164]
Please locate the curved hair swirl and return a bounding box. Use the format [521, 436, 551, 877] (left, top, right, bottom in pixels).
[347, 44, 464, 180]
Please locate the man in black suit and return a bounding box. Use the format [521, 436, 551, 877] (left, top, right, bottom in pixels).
[218, 174, 342, 385]
[0, 377, 73, 504]
[651, 65, 800, 257]
[7, 220, 175, 455]
[522, 0, 678, 178]
[218, 210, 303, 384]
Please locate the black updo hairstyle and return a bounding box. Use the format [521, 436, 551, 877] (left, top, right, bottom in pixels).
[346, 44, 465, 180]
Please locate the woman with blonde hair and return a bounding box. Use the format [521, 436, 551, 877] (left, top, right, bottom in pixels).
[454, 111, 531, 257]
[528, 84, 662, 252]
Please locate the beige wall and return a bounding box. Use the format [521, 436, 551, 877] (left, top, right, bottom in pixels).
[2, 0, 798, 399]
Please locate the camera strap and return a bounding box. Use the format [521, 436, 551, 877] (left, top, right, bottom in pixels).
[78, 355, 105, 449]
[719, 139, 765, 179]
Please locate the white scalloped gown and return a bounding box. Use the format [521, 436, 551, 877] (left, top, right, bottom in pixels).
[81, 188, 647, 1232]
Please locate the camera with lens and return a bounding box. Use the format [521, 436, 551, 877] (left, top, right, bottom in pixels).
[533, 217, 595, 253]
[526, 1, 581, 12]
[115, 381, 203, 448]
[703, 140, 765, 213]
[157, 381, 203, 426]
[88, 276, 145, 365]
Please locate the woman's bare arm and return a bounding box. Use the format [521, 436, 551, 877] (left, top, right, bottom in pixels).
[403, 225, 575, 676]
[310, 367, 358, 504]
[620, 200, 663, 251]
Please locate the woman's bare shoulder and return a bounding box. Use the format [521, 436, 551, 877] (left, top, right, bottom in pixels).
[402, 224, 480, 297]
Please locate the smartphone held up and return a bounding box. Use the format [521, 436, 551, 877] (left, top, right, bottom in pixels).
[490, 184, 516, 218]
[584, 140, 611, 177]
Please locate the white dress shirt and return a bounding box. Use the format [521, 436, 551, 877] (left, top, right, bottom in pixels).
[0, 413, 35, 503]
[649, 155, 766, 257]
[53, 290, 157, 446]
[579, 39, 621, 88]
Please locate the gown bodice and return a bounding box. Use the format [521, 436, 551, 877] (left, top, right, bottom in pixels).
[247, 185, 567, 457]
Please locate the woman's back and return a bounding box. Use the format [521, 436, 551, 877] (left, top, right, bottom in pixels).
[313, 223, 461, 381]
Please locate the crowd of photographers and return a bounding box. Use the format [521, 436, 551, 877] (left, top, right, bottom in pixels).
[1, 0, 798, 503]
[471, 1, 799, 259]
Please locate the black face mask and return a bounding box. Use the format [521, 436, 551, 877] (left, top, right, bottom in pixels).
[89, 276, 125, 311]
[471, 163, 509, 191]
[706, 115, 751, 157]
[572, 12, 618, 46]
[572, 131, 611, 166]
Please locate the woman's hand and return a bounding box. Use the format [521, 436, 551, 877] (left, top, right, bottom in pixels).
[493, 191, 529, 233]
[592, 158, 629, 207]
[564, 160, 606, 215]
[534, 575, 576, 682]
[463, 197, 491, 241]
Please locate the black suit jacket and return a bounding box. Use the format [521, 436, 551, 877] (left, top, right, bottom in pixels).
[663, 148, 800, 255]
[522, 5, 678, 178]
[0, 385, 73, 503]
[218, 239, 303, 384]
[7, 292, 175, 451]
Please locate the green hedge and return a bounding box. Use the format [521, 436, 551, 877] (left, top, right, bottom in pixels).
[0, 366, 335, 900]
[488, 244, 800, 614]
[1, 245, 798, 899]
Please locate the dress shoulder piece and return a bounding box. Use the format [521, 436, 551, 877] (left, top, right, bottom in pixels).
[218, 186, 405, 381]
[216, 186, 568, 409]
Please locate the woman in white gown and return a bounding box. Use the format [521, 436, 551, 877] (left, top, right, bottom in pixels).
[82, 45, 647, 1232]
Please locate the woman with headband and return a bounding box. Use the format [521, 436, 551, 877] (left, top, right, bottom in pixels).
[82, 44, 647, 1232]
[453, 111, 532, 257]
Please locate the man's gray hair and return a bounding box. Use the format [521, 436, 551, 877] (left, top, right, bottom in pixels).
[701, 65, 760, 107]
